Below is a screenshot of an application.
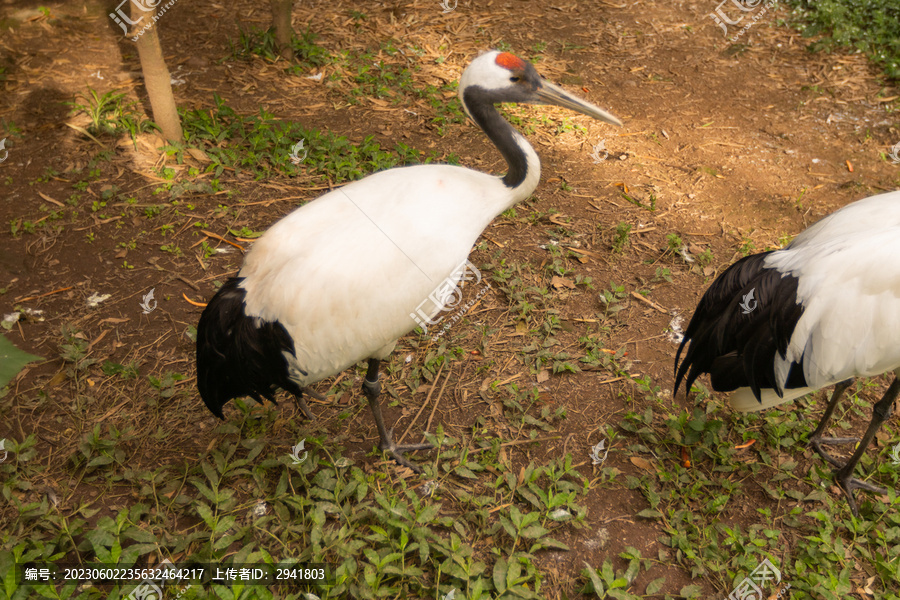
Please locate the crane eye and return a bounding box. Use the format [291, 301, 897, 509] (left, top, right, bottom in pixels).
[509, 76, 521, 83]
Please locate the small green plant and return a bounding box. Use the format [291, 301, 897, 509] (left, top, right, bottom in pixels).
[545, 257, 572, 277]
[555, 117, 587, 135]
[101, 360, 140, 379]
[59, 325, 96, 372]
[148, 371, 185, 399]
[612, 222, 631, 253]
[75, 423, 134, 472]
[599, 281, 628, 318]
[575, 274, 594, 288]
[0, 335, 42, 388]
[32, 166, 59, 184]
[581, 547, 665, 599]
[199, 241, 217, 259]
[68, 89, 154, 139]
[666, 233, 683, 253]
[160, 243, 182, 257]
[228, 226, 263, 238]
[620, 191, 657, 211]
[653, 267, 673, 283]
[794, 187, 808, 210]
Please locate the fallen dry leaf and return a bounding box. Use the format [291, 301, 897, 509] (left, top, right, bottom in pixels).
[630, 457, 654, 472]
[187, 147, 210, 163]
[551, 276, 576, 290]
[863, 575, 876, 596]
[47, 371, 68, 387]
[98, 317, 129, 325]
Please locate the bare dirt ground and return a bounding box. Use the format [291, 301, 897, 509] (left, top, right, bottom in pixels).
[1, 0, 899, 598]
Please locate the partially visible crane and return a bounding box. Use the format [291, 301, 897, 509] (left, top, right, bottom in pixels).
[675, 191, 900, 515]
[197, 50, 622, 471]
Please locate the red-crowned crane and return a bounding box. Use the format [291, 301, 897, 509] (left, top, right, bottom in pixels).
[674, 190, 900, 515]
[196, 50, 622, 472]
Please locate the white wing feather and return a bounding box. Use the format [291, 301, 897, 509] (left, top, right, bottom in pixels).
[764, 219, 900, 390]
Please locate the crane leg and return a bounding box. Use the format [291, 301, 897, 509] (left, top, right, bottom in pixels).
[833, 376, 900, 517]
[291, 391, 316, 421]
[807, 379, 858, 467]
[362, 358, 432, 473]
[290, 386, 330, 420]
[302, 387, 328, 402]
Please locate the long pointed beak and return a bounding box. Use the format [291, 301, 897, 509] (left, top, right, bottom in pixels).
[537, 80, 623, 127]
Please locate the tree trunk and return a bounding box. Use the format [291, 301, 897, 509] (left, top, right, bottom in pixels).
[270, 0, 294, 60]
[133, 3, 182, 142]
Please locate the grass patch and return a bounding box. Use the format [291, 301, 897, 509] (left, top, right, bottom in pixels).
[786, 0, 900, 80]
[227, 33, 467, 135]
[0, 422, 594, 599]
[619, 382, 900, 598]
[230, 25, 331, 68]
[171, 95, 451, 182]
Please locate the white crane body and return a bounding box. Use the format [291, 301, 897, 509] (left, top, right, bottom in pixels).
[675, 190, 900, 514]
[196, 50, 621, 471]
[726, 192, 900, 410]
[238, 163, 537, 384]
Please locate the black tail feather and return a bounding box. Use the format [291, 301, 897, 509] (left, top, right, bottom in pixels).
[674, 253, 770, 382]
[674, 251, 807, 403]
[708, 353, 745, 392]
[196, 277, 304, 419]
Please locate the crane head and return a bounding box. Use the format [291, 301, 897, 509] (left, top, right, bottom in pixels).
[458, 50, 622, 127]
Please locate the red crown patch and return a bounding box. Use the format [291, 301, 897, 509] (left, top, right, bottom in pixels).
[495, 52, 527, 71]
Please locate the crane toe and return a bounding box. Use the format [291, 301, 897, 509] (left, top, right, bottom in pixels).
[808, 435, 860, 468]
[377, 429, 434, 473]
[835, 470, 891, 517]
